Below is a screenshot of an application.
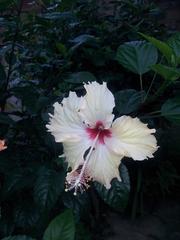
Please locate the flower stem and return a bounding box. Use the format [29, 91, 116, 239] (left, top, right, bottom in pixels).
[144, 72, 157, 101]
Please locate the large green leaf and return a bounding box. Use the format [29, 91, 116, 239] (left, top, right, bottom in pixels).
[161, 97, 180, 124]
[1, 235, 35, 240]
[140, 33, 175, 64]
[65, 71, 96, 84]
[94, 164, 130, 212]
[43, 210, 75, 240]
[116, 40, 158, 74]
[167, 32, 180, 63]
[115, 89, 145, 114]
[151, 64, 180, 81]
[34, 166, 65, 209]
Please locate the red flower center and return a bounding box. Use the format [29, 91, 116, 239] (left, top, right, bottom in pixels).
[86, 121, 112, 144]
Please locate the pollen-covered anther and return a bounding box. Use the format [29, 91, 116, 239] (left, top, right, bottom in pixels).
[65, 165, 92, 195]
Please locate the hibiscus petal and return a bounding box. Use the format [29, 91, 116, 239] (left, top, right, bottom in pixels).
[79, 82, 115, 128]
[46, 92, 85, 142]
[63, 138, 91, 171]
[105, 116, 158, 160]
[87, 144, 123, 189]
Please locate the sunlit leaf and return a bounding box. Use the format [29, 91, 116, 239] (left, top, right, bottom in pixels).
[167, 32, 180, 64]
[151, 64, 180, 81]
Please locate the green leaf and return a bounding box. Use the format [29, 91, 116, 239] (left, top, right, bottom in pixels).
[36, 96, 50, 112]
[151, 64, 180, 81]
[56, 43, 67, 57]
[116, 40, 158, 74]
[0, 0, 16, 11]
[94, 164, 130, 212]
[1, 235, 35, 240]
[65, 71, 96, 84]
[70, 34, 97, 46]
[43, 209, 75, 240]
[167, 32, 180, 63]
[161, 97, 180, 124]
[0, 113, 14, 125]
[75, 223, 91, 240]
[140, 33, 175, 64]
[115, 89, 145, 114]
[34, 166, 65, 209]
[59, 0, 78, 11]
[2, 169, 33, 197]
[14, 204, 40, 229]
[39, 12, 74, 21]
[13, 86, 39, 114]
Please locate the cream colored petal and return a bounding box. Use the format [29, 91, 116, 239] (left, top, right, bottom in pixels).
[87, 144, 123, 189]
[79, 82, 115, 128]
[46, 92, 85, 142]
[63, 138, 91, 170]
[105, 116, 158, 160]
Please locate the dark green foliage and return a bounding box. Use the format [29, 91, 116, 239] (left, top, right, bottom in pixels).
[95, 164, 130, 212]
[0, 0, 180, 240]
[115, 89, 145, 114]
[43, 210, 75, 240]
[161, 97, 180, 124]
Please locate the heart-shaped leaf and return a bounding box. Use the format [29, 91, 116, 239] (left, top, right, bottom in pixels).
[116, 40, 158, 74]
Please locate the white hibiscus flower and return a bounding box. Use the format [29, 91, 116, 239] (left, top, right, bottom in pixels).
[46, 82, 158, 195]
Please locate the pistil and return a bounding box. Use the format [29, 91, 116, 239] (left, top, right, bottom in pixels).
[65, 133, 99, 195]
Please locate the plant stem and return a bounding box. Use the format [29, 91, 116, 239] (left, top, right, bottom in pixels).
[145, 56, 165, 102]
[148, 110, 161, 115]
[144, 72, 157, 101]
[152, 80, 169, 100]
[140, 73, 143, 91]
